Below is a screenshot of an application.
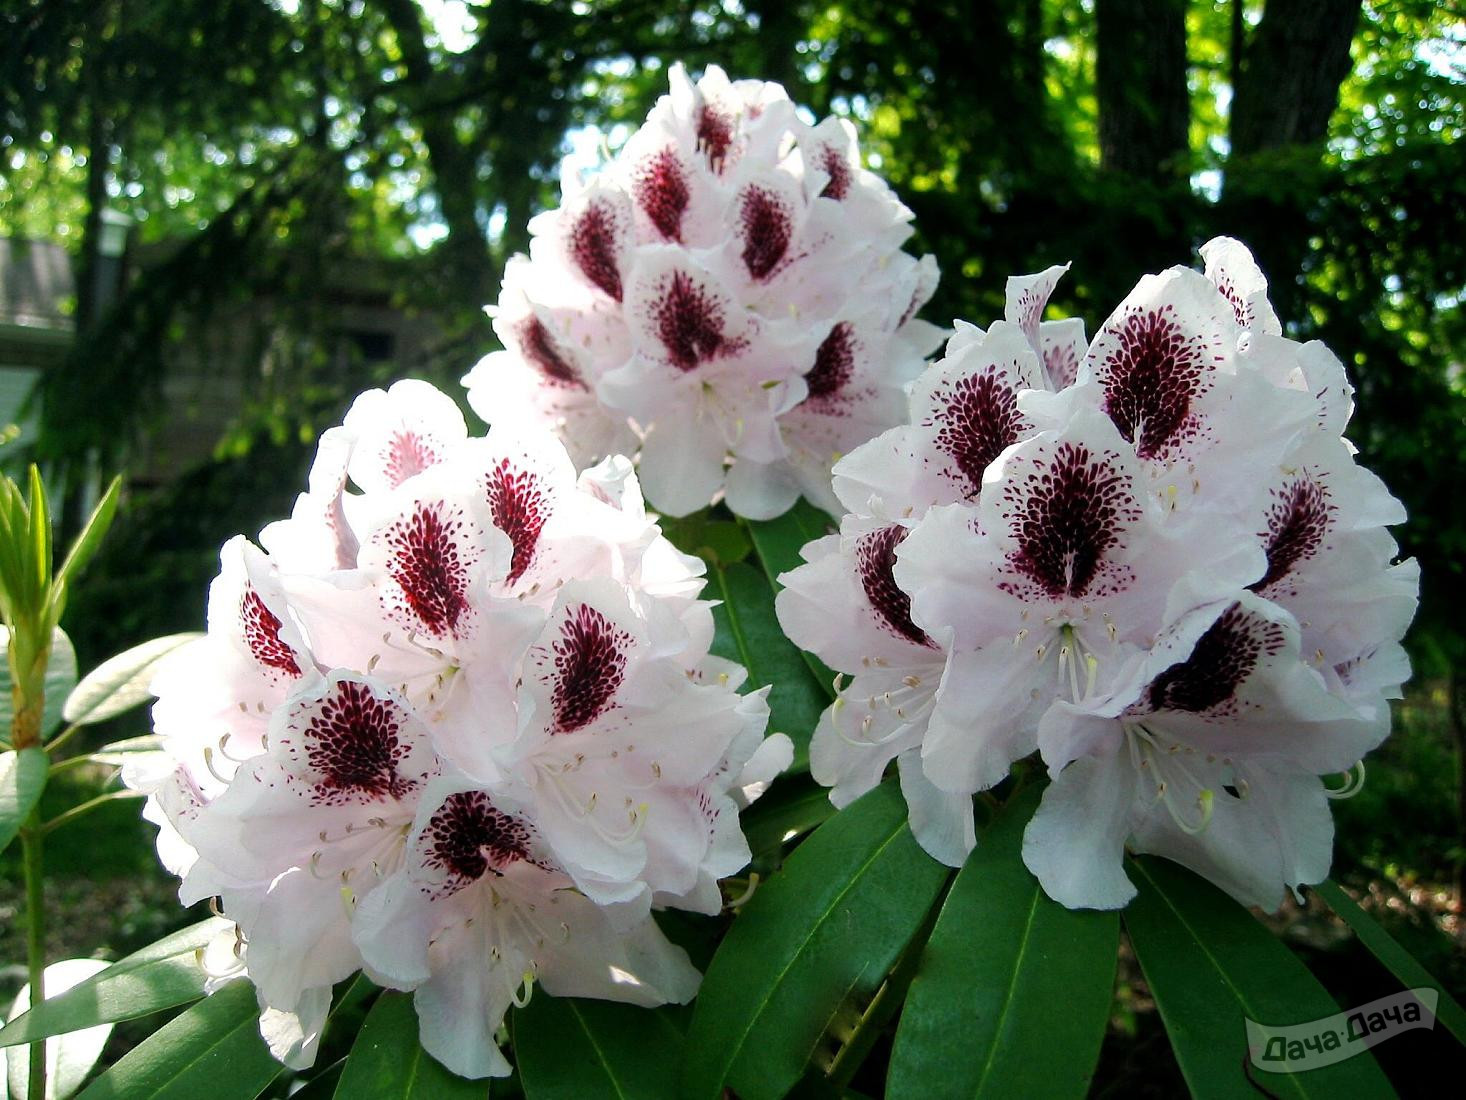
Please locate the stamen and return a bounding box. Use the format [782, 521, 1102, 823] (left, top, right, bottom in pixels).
[1323, 760, 1366, 800]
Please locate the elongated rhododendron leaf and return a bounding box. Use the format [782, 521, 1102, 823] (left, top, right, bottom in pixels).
[887, 785, 1117, 1099]
[74, 980, 282, 1100]
[1125, 856, 1394, 1099]
[515, 995, 685, 1100]
[682, 780, 948, 1100]
[333, 992, 481, 1099]
[0, 919, 229, 1047]
[1313, 879, 1466, 1046]
[709, 560, 829, 770]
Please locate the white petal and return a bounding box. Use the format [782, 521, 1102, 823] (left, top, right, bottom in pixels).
[1022, 745, 1139, 910]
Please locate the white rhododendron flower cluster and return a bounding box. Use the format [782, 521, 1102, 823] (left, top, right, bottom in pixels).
[777, 238, 1418, 911]
[128, 380, 789, 1078]
[464, 62, 943, 520]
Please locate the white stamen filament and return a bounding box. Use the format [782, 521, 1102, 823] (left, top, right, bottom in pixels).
[1323, 760, 1366, 800]
[1128, 723, 1216, 835]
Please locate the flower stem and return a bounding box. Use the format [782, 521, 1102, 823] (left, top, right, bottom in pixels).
[21, 806, 47, 1100]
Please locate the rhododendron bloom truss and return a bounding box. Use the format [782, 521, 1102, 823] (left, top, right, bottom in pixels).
[778, 238, 1417, 912]
[465, 62, 943, 520]
[133, 379, 788, 1078]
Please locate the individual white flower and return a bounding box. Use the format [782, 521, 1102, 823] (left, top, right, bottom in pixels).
[780, 238, 1417, 909]
[353, 779, 701, 1080]
[465, 61, 941, 519]
[137, 380, 788, 1078]
[1024, 593, 1392, 910]
[181, 672, 438, 1036]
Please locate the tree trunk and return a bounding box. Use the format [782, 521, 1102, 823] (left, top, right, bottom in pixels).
[1451, 671, 1466, 909]
[1095, 0, 1190, 182]
[1230, 0, 1361, 156]
[375, 0, 494, 308]
[1220, 0, 1362, 320]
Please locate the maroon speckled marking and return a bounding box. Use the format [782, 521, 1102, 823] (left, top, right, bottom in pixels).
[1144, 603, 1285, 715]
[925, 365, 1028, 497]
[1252, 473, 1333, 594]
[857, 526, 933, 647]
[548, 604, 630, 732]
[738, 185, 793, 281]
[697, 103, 735, 170]
[1002, 441, 1139, 600]
[383, 502, 473, 637]
[569, 199, 624, 301]
[1096, 303, 1215, 460]
[634, 147, 690, 241]
[516, 317, 585, 389]
[485, 458, 550, 586]
[300, 679, 420, 805]
[806, 323, 856, 400]
[241, 586, 300, 678]
[818, 144, 850, 200]
[650, 270, 736, 371]
[422, 790, 535, 892]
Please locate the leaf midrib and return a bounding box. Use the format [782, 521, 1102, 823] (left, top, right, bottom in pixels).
[969, 884, 1042, 1098]
[567, 1000, 630, 1100]
[710, 565, 757, 680]
[1130, 860, 1313, 1100]
[705, 816, 908, 1098]
[83, 990, 269, 1100]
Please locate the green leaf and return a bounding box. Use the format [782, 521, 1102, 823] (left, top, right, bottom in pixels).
[1313, 878, 1466, 1046]
[74, 979, 282, 1100]
[333, 992, 481, 1099]
[0, 746, 47, 853]
[744, 502, 839, 687]
[682, 781, 949, 1100]
[55, 476, 122, 593]
[6, 959, 116, 1100]
[708, 561, 831, 770]
[658, 513, 752, 566]
[0, 627, 79, 741]
[85, 735, 164, 767]
[515, 995, 684, 1100]
[887, 786, 1118, 1099]
[740, 776, 836, 859]
[0, 919, 231, 1047]
[744, 500, 835, 586]
[62, 633, 203, 726]
[1125, 856, 1395, 1099]
[27, 464, 51, 610]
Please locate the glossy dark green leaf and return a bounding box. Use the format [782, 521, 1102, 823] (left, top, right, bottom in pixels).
[515, 995, 683, 1100]
[744, 499, 836, 588]
[658, 513, 752, 566]
[333, 991, 482, 1099]
[682, 781, 949, 1100]
[74, 979, 282, 1100]
[1125, 856, 1394, 1099]
[0, 746, 47, 854]
[740, 775, 837, 859]
[0, 918, 230, 1047]
[744, 502, 839, 687]
[708, 560, 830, 770]
[886, 786, 1117, 1099]
[1314, 878, 1466, 1046]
